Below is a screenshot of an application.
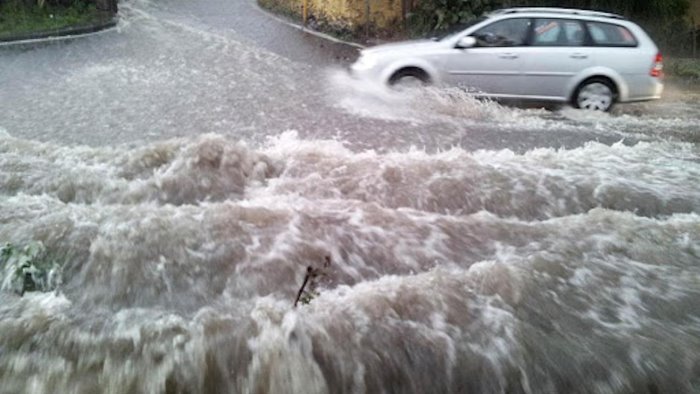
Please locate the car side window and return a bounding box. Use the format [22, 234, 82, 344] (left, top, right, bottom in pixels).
[587, 22, 638, 47]
[472, 18, 530, 47]
[532, 19, 585, 46]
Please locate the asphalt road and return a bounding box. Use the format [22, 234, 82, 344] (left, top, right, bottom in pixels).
[0, 0, 698, 152]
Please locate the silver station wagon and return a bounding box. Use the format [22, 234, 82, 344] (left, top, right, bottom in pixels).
[350, 8, 664, 111]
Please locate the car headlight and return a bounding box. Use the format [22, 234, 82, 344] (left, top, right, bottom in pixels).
[352, 55, 377, 71]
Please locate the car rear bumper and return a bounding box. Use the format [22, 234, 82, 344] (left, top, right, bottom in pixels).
[621, 76, 664, 102]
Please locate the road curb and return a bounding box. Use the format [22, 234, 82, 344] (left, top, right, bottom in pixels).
[0, 17, 118, 48]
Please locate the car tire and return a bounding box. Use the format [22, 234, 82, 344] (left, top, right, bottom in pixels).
[573, 78, 616, 112]
[388, 68, 430, 88]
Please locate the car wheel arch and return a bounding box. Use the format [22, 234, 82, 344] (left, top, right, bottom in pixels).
[388, 67, 432, 85]
[568, 69, 628, 103]
[571, 76, 620, 111]
[382, 60, 440, 86]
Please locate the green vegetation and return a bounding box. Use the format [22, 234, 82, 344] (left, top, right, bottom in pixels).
[0, 242, 63, 296]
[666, 58, 700, 81]
[406, 0, 492, 36]
[408, 0, 696, 57]
[0, 0, 108, 40]
[297, 288, 319, 305]
[409, 0, 691, 32]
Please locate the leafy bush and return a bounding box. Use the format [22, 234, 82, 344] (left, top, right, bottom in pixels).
[407, 0, 499, 36]
[665, 58, 700, 80]
[0, 0, 108, 39]
[0, 242, 63, 296]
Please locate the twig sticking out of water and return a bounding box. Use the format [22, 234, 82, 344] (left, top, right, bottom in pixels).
[294, 256, 331, 307]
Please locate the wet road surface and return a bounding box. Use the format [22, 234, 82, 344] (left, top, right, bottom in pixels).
[1, 0, 697, 152]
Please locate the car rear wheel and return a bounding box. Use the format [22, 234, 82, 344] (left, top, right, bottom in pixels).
[388, 68, 430, 88]
[573, 78, 616, 112]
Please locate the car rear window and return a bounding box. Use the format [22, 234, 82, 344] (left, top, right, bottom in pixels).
[586, 22, 638, 47]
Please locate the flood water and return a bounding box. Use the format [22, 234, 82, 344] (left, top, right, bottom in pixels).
[1, 0, 699, 393]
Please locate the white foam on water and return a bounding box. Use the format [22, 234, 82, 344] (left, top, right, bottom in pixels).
[1, 132, 700, 392]
[244, 297, 328, 394]
[559, 106, 700, 139]
[257, 133, 700, 219]
[328, 69, 554, 130]
[329, 69, 700, 143]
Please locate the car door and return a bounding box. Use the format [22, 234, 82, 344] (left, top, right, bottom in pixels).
[442, 18, 531, 96]
[520, 18, 592, 99]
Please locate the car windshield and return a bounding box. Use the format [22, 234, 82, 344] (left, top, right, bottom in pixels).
[435, 17, 488, 41]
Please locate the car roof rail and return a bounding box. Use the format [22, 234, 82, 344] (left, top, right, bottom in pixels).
[491, 7, 627, 20]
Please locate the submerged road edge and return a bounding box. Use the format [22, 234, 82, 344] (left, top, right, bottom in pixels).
[0, 18, 118, 48]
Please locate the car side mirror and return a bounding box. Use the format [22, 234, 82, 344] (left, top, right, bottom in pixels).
[456, 36, 476, 49]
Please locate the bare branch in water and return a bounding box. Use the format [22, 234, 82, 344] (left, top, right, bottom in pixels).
[294, 256, 332, 307]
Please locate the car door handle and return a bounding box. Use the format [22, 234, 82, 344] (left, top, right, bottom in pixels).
[570, 53, 588, 59]
[499, 53, 519, 59]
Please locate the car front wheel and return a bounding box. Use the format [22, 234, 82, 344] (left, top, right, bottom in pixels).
[573, 78, 616, 112]
[388, 68, 430, 88]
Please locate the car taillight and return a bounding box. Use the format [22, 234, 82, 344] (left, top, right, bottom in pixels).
[650, 53, 663, 77]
